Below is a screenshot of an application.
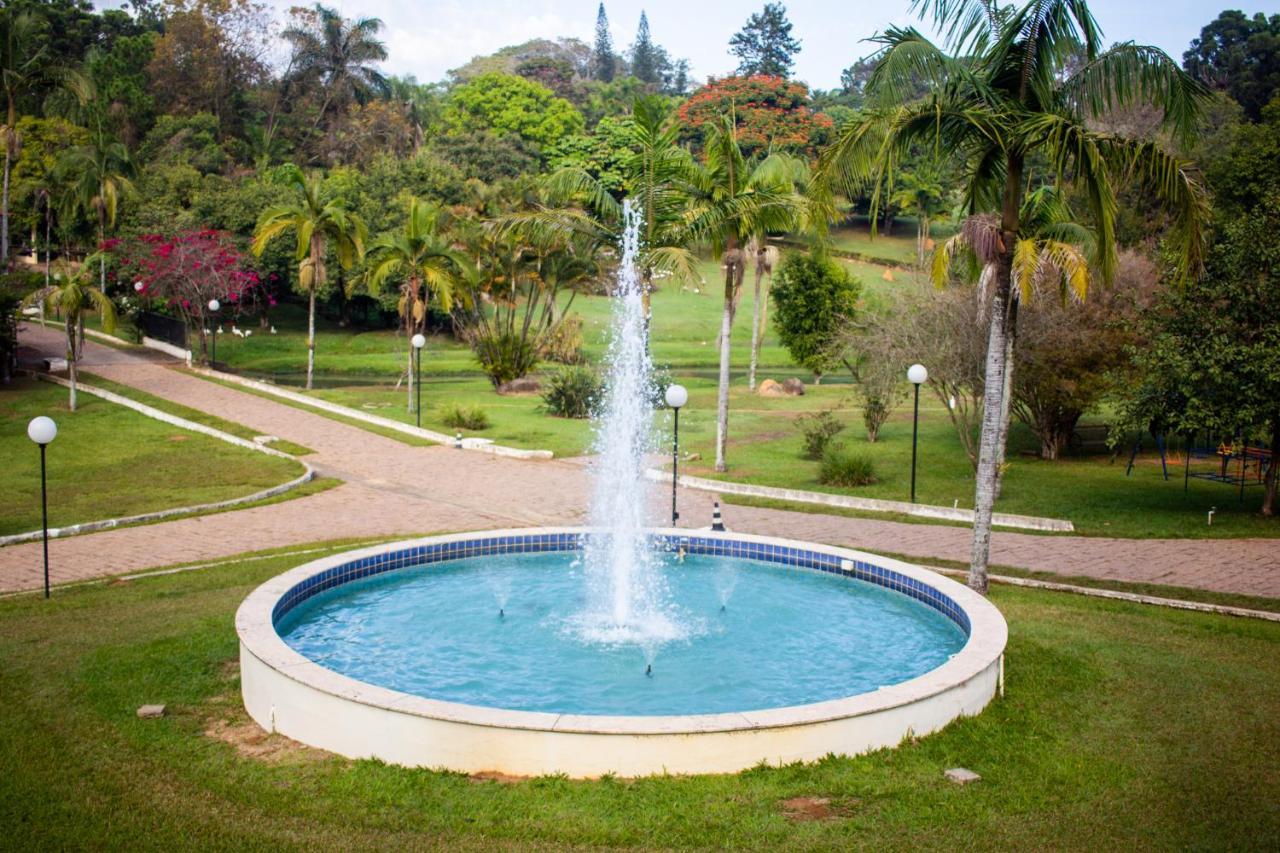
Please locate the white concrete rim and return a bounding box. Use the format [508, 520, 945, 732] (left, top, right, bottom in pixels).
[237, 527, 1008, 736]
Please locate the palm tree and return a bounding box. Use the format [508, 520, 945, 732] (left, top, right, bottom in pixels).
[282, 4, 389, 130]
[890, 167, 948, 267]
[820, 0, 1208, 593]
[57, 129, 134, 291]
[23, 262, 116, 411]
[252, 164, 367, 389]
[365, 197, 469, 412]
[529, 96, 701, 321]
[683, 116, 808, 472]
[936, 186, 1095, 487]
[1, 9, 50, 266]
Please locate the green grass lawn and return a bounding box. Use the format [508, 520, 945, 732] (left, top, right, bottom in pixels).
[681, 385, 1278, 539]
[0, 543, 1276, 848]
[0, 378, 305, 536]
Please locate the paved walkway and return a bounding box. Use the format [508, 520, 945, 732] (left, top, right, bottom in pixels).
[6, 322, 1279, 599]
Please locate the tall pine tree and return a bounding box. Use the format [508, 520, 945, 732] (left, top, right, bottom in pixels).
[593, 3, 615, 82]
[729, 3, 801, 78]
[630, 11, 659, 84]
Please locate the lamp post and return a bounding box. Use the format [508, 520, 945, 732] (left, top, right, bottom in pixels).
[27, 416, 57, 599]
[907, 363, 928, 504]
[665, 383, 688, 526]
[207, 298, 220, 367]
[411, 333, 426, 429]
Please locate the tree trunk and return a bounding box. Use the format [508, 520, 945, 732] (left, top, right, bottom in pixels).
[968, 155, 1024, 595]
[748, 248, 765, 392]
[916, 214, 926, 267]
[66, 318, 78, 412]
[98, 218, 107, 292]
[1262, 417, 1278, 517]
[306, 286, 316, 391]
[2, 143, 10, 266]
[714, 247, 741, 472]
[993, 294, 1019, 498]
[44, 210, 50, 287]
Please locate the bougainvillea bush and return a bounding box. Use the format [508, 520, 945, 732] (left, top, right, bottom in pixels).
[677, 75, 833, 155]
[115, 230, 270, 355]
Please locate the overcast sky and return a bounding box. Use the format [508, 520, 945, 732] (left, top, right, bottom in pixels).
[110, 1, 1280, 90]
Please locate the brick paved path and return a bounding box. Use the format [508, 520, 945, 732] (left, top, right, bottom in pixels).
[6, 322, 1279, 598]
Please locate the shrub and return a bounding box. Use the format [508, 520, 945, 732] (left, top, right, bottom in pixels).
[442, 404, 491, 431]
[771, 252, 860, 380]
[542, 366, 601, 418]
[468, 328, 539, 387]
[818, 445, 877, 487]
[795, 410, 845, 460]
[861, 395, 891, 443]
[541, 314, 584, 364]
[648, 364, 673, 408]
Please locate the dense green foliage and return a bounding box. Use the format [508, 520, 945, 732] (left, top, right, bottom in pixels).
[770, 252, 858, 378]
[818, 444, 877, 487]
[540, 365, 601, 419]
[443, 73, 585, 150]
[729, 3, 802, 78]
[1184, 10, 1280, 119]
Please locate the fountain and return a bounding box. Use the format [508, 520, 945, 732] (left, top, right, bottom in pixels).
[236, 203, 1008, 777]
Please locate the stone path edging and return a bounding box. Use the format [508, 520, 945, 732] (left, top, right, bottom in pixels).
[188, 366, 555, 461]
[925, 565, 1280, 623]
[0, 374, 314, 547]
[647, 469, 1075, 532]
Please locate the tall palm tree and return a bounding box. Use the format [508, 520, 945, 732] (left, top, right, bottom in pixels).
[252, 164, 367, 390]
[1, 9, 50, 266]
[936, 185, 1095, 487]
[22, 262, 115, 411]
[57, 128, 134, 291]
[820, 0, 1208, 593]
[282, 4, 389, 130]
[366, 197, 469, 412]
[683, 116, 808, 472]
[530, 96, 701, 320]
[890, 167, 948, 267]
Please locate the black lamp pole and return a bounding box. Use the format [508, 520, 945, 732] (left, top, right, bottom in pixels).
[39, 442, 50, 599]
[28, 416, 56, 599]
[207, 299, 220, 367]
[671, 406, 680, 525]
[907, 364, 927, 504]
[415, 346, 422, 429]
[910, 382, 921, 504]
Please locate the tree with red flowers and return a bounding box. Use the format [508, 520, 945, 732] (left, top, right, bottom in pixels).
[117, 230, 265, 362]
[677, 75, 831, 156]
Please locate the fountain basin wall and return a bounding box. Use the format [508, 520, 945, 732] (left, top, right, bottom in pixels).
[237, 528, 1007, 777]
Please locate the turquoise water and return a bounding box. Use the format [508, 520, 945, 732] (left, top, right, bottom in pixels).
[277, 553, 967, 716]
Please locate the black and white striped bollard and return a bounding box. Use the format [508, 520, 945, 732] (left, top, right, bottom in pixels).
[454, 431, 463, 449]
[711, 501, 726, 531]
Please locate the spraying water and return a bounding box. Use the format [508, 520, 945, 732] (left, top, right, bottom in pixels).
[571, 200, 686, 647]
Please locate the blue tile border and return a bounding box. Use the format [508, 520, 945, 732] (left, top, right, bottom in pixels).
[271, 532, 970, 636]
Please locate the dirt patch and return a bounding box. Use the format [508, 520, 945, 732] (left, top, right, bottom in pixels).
[469, 771, 528, 785]
[204, 716, 327, 764]
[779, 796, 854, 822]
[167, 434, 189, 442]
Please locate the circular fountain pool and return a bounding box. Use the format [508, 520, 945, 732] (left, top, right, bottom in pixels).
[237, 527, 1007, 777]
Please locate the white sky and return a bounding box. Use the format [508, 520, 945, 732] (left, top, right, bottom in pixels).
[105, 1, 1280, 90]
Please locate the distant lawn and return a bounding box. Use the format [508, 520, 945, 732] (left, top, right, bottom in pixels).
[0, 378, 304, 536]
[0, 543, 1276, 848]
[680, 384, 1278, 539]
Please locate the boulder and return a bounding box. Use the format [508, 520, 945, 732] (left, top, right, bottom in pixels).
[757, 379, 786, 397]
[496, 376, 541, 395]
[782, 377, 806, 396]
